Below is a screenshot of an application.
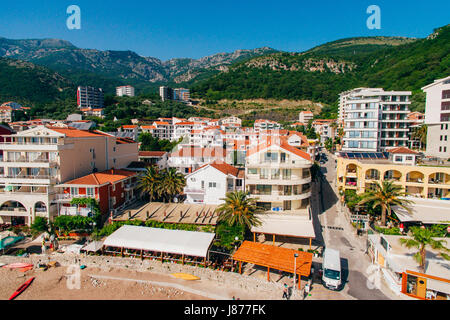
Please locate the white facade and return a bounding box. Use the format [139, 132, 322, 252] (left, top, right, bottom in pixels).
[116, 86, 135, 97]
[422, 76, 450, 159]
[184, 164, 243, 205]
[340, 88, 412, 152]
[299, 111, 314, 124]
[246, 143, 313, 213]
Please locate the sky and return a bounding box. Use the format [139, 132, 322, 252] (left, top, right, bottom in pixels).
[1, 0, 449, 61]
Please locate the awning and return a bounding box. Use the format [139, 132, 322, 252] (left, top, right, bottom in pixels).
[393, 198, 450, 224]
[82, 241, 104, 252]
[103, 225, 215, 258]
[251, 214, 316, 239]
[232, 241, 313, 277]
[427, 278, 450, 295]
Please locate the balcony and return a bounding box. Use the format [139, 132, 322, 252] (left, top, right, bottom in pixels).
[124, 182, 139, 191]
[54, 194, 99, 202]
[183, 188, 205, 195]
[0, 207, 28, 217]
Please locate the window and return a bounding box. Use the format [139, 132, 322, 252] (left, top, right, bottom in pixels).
[208, 182, 217, 188]
[248, 168, 258, 175]
[236, 179, 243, 187]
[406, 156, 413, 161]
[271, 169, 280, 179]
[87, 188, 94, 197]
[70, 187, 79, 196]
[442, 90, 450, 99]
[264, 152, 278, 162]
[260, 168, 269, 179]
[201, 181, 204, 189]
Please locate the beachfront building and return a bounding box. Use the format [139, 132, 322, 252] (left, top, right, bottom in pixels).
[184, 162, 244, 205]
[422, 76, 450, 159]
[340, 88, 412, 152]
[55, 169, 139, 216]
[367, 233, 449, 300]
[245, 139, 313, 212]
[0, 126, 138, 225]
[220, 116, 242, 128]
[336, 148, 450, 200]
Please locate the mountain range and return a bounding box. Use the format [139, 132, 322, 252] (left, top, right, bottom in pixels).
[0, 24, 448, 116]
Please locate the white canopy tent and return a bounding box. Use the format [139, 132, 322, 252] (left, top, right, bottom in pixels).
[251, 214, 316, 239]
[103, 225, 216, 258]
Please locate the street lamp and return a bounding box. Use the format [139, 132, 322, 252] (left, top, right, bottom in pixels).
[293, 253, 299, 291]
[234, 236, 239, 251]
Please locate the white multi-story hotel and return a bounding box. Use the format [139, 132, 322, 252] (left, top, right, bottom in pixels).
[0, 126, 138, 226]
[299, 111, 314, 124]
[116, 85, 135, 97]
[422, 76, 450, 159]
[245, 139, 312, 213]
[340, 88, 412, 152]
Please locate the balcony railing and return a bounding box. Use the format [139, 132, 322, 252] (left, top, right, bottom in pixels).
[0, 207, 27, 212]
[0, 140, 62, 146]
[55, 194, 98, 201]
[406, 178, 423, 183]
[1, 175, 57, 181]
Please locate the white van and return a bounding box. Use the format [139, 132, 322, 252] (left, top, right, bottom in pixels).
[322, 248, 342, 290]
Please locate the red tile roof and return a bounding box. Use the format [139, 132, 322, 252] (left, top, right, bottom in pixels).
[194, 161, 240, 177]
[139, 151, 167, 157]
[246, 139, 311, 161]
[63, 169, 138, 186]
[48, 127, 101, 138]
[387, 147, 419, 154]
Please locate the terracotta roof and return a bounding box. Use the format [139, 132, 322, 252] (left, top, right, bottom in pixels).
[300, 111, 313, 114]
[154, 121, 170, 126]
[139, 151, 167, 157]
[63, 169, 138, 186]
[122, 125, 137, 129]
[48, 127, 101, 138]
[291, 122, 305, 126]
[246, 139, 311, 161]
[175, 122, 195, 126]
[141, 125, 156, 130]
[204, 161, 240, 177]
[387, 147, 419, 154]
[233, 241, 313, 277]
[170, 146, 227, 158]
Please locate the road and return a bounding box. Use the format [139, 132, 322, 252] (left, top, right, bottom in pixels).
[309, 150, 392, 300]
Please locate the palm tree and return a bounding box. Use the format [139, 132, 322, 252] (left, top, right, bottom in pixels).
[159, 167, 186, 203]
[217, 191, 263, 230]
[138, 165, 162, 202]
[411, 124, 427, 150]
[399, 226, 449, 273]
[358, 180, 412, 227]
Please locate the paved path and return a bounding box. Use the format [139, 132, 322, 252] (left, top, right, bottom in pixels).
[308, 150, 395, 300]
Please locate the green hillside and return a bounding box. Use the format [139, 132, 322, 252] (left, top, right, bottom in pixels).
[192, 25, 450, 113]
[0, 57, 75, 105]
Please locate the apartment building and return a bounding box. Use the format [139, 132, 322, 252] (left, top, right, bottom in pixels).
[77, 86, 104, 109]
[116, 85, 135, 97]
[0, 105, 13, 123]
[422, 76, 450, 159]
[184, 162, 244, 204]
[0, 126, 138, 225]
[337, 148, 450, 200]
[220, 116, 242, 128]
[167, 146, 228, 174]
[245, 139, 313, 213]
[55, 169, 139, 216]
[299, 111, 314, 124]
[312, 119, 337, 143]
[138, 151, 168, 169]
[159, 86, 190, 102]
[340, 88, 412, 152]
[254, 119, 282, 133]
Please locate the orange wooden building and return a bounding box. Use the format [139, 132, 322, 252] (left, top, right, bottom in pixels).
[232, 241, 313, 289]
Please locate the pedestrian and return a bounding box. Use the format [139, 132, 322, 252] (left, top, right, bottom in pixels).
[282, 284, 288, 300]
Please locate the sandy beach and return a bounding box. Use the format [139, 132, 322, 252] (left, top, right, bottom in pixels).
[0, 266, 214, 300]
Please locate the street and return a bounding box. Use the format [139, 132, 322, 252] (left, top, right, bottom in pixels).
[308, 150, 393, 300]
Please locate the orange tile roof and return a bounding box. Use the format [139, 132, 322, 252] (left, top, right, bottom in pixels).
[233, 241, 313, 277]
[139, 151, 167, 157]
[154, 121, 170, 126]
[141, 125, 156, 130]
[300, 111, 313, 114]
[48, 127, 101, 138]
[122, 125, 137, 129]
[194, 161, 240, 177]
[387, 147, 419, 154]
[63, 169, 138, 186]
[246, 139, 311, 161]
[175, 122, 195, 126]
